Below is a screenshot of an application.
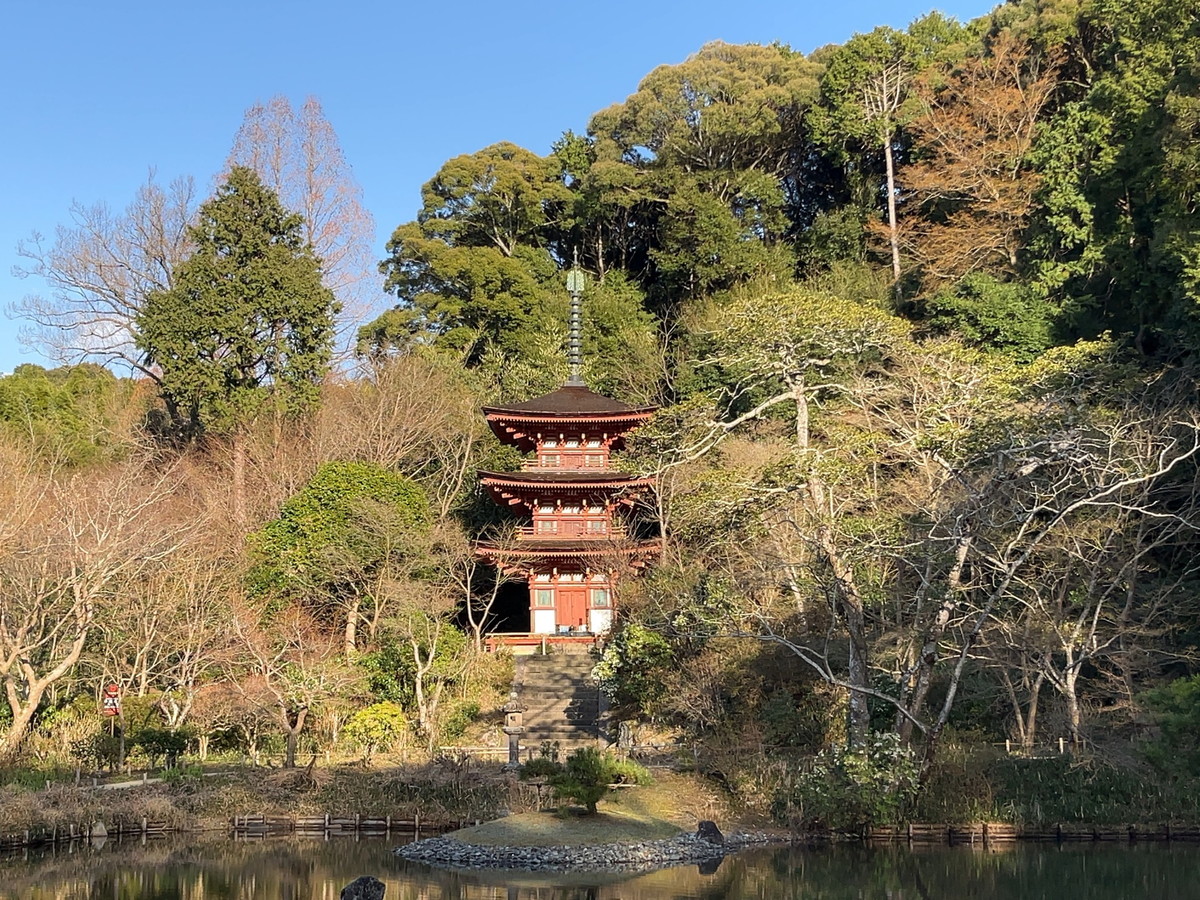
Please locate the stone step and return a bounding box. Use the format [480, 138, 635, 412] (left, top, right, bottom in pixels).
[513, 652, 609, 752]
[518, 659, 595, 672]
[522, 682, 598, 693]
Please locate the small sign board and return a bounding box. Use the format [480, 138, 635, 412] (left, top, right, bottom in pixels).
[101, 683, 121, 717]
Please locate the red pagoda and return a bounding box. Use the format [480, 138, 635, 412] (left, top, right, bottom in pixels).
[476, 267, 658, 639]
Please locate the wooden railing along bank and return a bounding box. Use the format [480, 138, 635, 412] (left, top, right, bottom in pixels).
[0, 818, 170, 852]
[229, 812, 472, 837]
[868, 823, 1200, 846]
[0, 812, 472, 852]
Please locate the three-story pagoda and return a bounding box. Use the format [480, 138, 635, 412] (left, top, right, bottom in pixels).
[476, 266, 658, 638]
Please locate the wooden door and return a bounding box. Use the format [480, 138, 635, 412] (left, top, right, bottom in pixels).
[558, 588, 587, 630]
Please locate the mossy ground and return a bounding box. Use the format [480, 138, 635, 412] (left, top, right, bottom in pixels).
[447, 808, 682, 847]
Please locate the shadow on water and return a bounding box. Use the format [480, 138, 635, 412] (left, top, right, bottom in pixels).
[3, 834, 1200, 899]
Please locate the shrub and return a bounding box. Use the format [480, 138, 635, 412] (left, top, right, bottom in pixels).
[608, 757, 654, 786]
[1143, 675, 1200, 777]
[774, 732, 919, 831]
[135, 728, 190, 768]
[70, 733, 122, 771]
[439, 701, 480, 742]
[518, 748, 643, 813]
[160, 764, 205, 793]
[553, 747, 620, 815]
[342, 702, 408, 764]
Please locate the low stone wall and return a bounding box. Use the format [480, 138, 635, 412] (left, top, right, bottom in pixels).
[395, 830, 784, 873]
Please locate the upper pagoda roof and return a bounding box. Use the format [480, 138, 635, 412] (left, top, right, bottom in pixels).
[483, 385, 656, 420]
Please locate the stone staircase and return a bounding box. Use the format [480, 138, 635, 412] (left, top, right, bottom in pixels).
[513, 649, 606, 757]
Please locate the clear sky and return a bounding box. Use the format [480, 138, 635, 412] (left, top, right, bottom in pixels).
[0, 0, 995, 373]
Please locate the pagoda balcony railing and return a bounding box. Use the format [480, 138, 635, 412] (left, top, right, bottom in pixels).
[520, 458, 611, 472]
[517, 524, 628, 541]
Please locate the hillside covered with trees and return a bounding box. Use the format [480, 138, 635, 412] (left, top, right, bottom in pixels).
[3, 0, 1200, 827]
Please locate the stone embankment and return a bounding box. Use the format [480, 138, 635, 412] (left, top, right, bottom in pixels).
[396, 829, 785, 873]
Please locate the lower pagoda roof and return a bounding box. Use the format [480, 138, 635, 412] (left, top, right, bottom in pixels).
[476, 538, 661, 568]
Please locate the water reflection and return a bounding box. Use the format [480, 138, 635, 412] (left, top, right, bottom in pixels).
[2, 835, 1200, 899]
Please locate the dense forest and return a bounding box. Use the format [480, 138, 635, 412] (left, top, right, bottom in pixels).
[3, 0, 1200, 826]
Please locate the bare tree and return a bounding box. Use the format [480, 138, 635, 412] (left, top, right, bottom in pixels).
[227, 95, 387, 352]
[0, 458, 191, 756]
[230, 602, 359, 767]
[11, 174, 197, 371]
[438, 524, 518, 653]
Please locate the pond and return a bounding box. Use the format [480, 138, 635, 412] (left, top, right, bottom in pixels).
[2, 834, 1199, 899]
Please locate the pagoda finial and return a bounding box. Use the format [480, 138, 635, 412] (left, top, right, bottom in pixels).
[565, 251, 586, 386]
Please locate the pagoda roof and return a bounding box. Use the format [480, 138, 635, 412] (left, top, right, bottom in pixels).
[476, 539, 661, 566]
[478, 470, 653, 489]
[483, 384, 656, 420]
[478, 469, 653, 507]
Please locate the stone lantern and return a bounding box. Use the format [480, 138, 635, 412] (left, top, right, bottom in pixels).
[502, 691, 526, 767]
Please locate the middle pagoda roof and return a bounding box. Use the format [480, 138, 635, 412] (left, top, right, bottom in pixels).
[477, 470, 654, 507]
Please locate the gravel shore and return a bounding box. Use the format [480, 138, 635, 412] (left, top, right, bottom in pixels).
[395, 829, 786, 873]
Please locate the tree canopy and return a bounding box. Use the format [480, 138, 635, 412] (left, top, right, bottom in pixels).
[136, 166, 338, 436]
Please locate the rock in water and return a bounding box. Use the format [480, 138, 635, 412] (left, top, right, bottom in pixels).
[341, 876, 385, 900]
[696, 820, 724, 845]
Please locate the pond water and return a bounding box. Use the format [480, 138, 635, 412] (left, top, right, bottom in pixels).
[2, 834, 1199, 899]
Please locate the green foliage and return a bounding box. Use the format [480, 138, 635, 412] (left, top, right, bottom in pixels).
[1142, 675, 1200, 776]
[701, 287, 909, 400]
[551, 747, 623, 815]
[137, 166, 337, 436]
[0, 364, 136, 464]
[518, 756, 563, 781]
[775, 732, 919, 830]
[69, 733, 122, 770]
[160, 764, 205, 792]
[379, 142, 570, 356]
[761, 688, 841, 751]
[438, 701, 479, 742]
[133, 728, 190, 768]
[607, 756, 654, 786]
[590, 42, 820, 301]
[922, 273, 1055, 361]
[519, 750, 652, 799]
[813, 16, 963, 148]
[593, 623, 675, 715]
[248, 460, 430, 604]
[342, 701, 408, 763]
[357, 639, 416, 707]
[980, 755, 1200, 825]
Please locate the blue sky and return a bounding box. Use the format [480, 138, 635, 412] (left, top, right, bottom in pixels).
[1, 0, 994, 373]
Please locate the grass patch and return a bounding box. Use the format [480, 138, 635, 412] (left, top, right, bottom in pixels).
[447, 806, 682, 847]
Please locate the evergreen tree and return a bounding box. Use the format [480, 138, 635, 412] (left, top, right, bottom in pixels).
[137, 166, 338, 437]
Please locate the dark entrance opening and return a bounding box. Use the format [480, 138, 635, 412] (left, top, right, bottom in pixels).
[487, 579, 529, 633]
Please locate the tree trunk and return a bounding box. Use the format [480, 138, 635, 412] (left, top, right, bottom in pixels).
[1, 621, 92, 758]
[282, 707, 308, 768]
[344, 596, 360, 658]
[816, 524, 871, 747]
[1063, 661, 1082, 747]
[898, 536, 971, 742]
[0, 700, 39, 761]
[883, 135, 902, 300]
[1025, 673, 1044, 751]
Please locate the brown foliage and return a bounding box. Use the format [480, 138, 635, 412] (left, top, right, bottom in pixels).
[896, 34, 1060, 287]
